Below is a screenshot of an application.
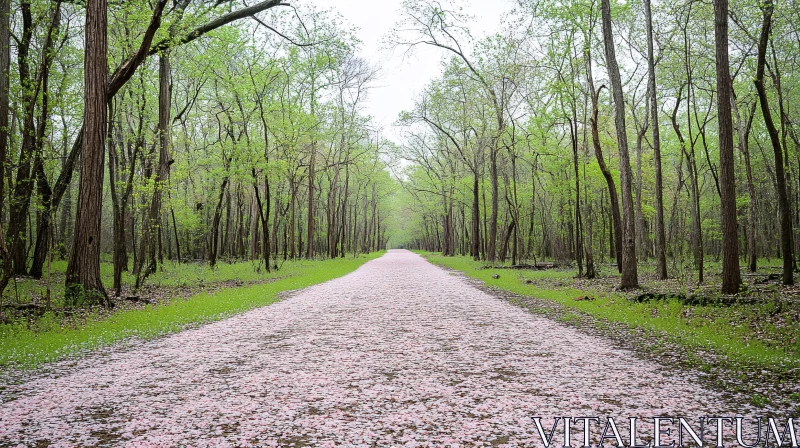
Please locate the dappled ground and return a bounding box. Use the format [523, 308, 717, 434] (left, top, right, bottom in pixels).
[0, 250, 773, 446]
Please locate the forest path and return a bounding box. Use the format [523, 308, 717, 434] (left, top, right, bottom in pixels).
[1, 250, 738, 447]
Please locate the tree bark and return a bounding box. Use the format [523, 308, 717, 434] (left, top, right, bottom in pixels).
[0, 0, 9, 224]
[600, 0, 638, 288]
[29, 3, 61, 279]
[754, 0, 792, 286]
[713, 0, 741, 294]
[644, 0, 667, 280]
[586, 51, 622, 273]
[8, 0, 37, 275]
[65, 0, 109, 306]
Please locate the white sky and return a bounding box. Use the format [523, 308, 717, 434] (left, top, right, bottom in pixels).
[313, 0, 514, 141]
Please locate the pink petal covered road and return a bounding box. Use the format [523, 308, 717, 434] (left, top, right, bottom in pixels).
[1, 250, 746, 447]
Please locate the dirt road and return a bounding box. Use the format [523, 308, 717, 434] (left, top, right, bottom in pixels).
[0, 250, 743, 447]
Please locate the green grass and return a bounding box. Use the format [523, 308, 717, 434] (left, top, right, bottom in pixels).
[0, 253, 382, 370]
[421, 253, 800, 370]
[2, 258, 292, 308]
[130, 260, 286, 287]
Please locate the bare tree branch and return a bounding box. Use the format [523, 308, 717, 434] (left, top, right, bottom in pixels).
[147, 0, 290, 56]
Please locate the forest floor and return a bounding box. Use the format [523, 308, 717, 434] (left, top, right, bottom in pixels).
[0, 250, 786, 447]
[423, 253, 800, 415]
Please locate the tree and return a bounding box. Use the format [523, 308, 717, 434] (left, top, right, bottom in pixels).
[754, 0, 792, 286]
[65, 0, 110, 305]
[644, 0, 667, 280]
[0, 0, 8, 224]
[600, 0, 638, 289]
[586, 54, 622, 273]
[389, 0, 800, 292]
[713, 0, 740, 294]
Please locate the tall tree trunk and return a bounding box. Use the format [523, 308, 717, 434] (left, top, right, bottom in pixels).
[754, 0, 792, 286]
[8, 0, 36, 275]
[29, 4, 60, 279]
[601, 0, 638, 289]
[714, 0, 741, 294]
[588, 84, 622, 273]
[65, 0, 109, 305]
[0, 0, 9, 225]
[644, 0, 667, 279]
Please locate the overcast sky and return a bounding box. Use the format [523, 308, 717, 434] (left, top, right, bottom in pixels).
[314, 0, 514, 141]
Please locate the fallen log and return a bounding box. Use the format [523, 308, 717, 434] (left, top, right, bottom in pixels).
[1, 303, 46, 312]
[123, 296, 154, 305]
[630, 293, 763, 306]
[483, 262, 559, 270]
[753, 273, 782, 285]
[0, 303, 48, 317]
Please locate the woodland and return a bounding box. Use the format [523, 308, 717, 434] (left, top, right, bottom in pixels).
[0, 0, 799, 314]
[0, 0, 396, 311]
[393, 0, 800, 297]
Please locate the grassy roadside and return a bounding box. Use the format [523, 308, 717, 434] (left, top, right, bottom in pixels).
[0, 253, 382, 370]
[421, 252, 800, 410]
